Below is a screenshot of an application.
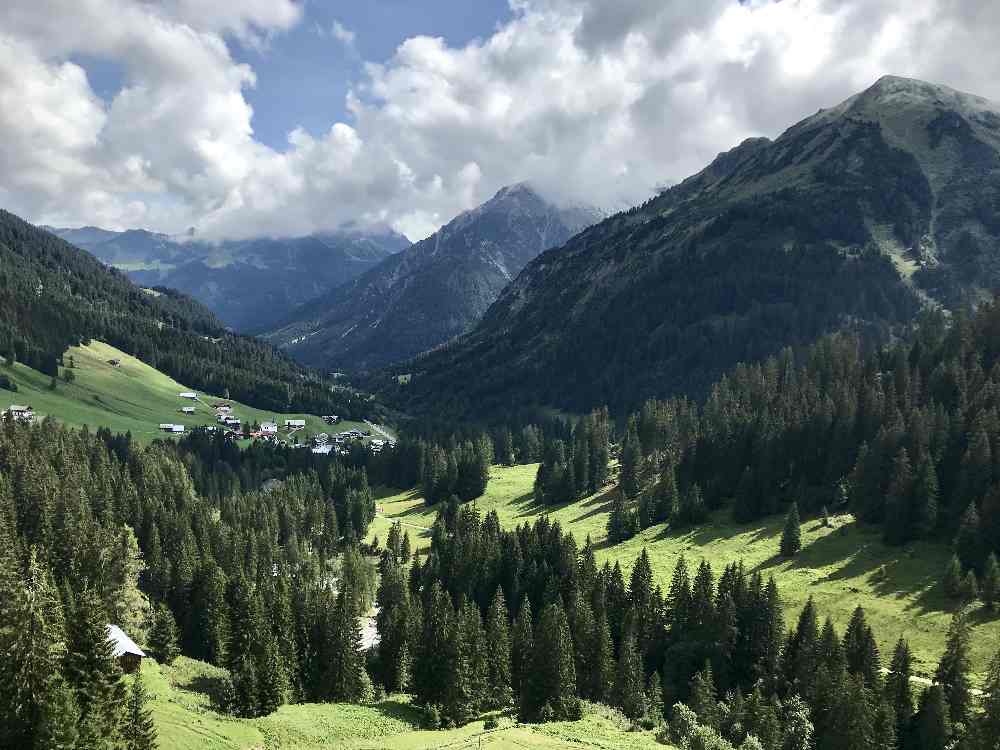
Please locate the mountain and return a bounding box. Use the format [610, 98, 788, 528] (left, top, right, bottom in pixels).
[395, 76, 1000, 417]
[265, 183, 602, 371]
[0, 209, 375, 417]
[46, 226, 410, 332]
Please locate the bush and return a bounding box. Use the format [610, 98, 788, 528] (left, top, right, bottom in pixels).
[484, 716, 500, 731]
[420, 704, 442, 729]
[0, 374, 16, 392]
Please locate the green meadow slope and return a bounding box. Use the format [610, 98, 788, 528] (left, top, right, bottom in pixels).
[0, 340, 374, 445]
[145, 656, 668, 750]
[372, 464, 1000, 684]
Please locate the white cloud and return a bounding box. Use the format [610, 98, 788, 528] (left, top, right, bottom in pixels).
[1, 0, 1000, 241]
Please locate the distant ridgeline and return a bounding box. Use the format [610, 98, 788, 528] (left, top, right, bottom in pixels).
[0, 209, 370, 417]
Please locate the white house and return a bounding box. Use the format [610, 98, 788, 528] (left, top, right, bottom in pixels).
[178, 392, 197, 400]
[170, 425, 185, 433]
[260, 422, 277, 434]
[158, 423, 174, 431]
[4, 405, 34, 423]
[180, 406, 196, 414]
[285, 419, 306, 429]
[216, 405, 232, 414]
[314, 432, 329, 445]
[311, 444, 333, 455]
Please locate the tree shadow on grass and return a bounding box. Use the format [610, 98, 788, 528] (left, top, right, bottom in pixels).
[174, 672, 228, 707]
[372, 698, 424, 727]
[755, 522, 952, 616]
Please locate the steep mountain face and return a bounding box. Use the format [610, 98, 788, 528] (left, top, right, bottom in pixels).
[47, 227, 410, 332]
[265, 184, 602, 371]
[397, 76, 1000, 417]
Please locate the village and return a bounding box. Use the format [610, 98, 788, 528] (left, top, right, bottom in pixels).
[153, 391, 391, 455]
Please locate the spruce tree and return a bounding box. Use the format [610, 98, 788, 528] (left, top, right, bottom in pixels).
[484, 588, 513, 709]
[915, 685, 951, 750]
[780, 502, 802, 557]
[911, 460, 938, 539]
[959, 570, 980, 603]
[884, 448, 913, 545]
[982, 552, 999, 610]
[511, 599, 533, 705]
[955, 502, 985, 572]
[934, 610, 973, 728]
[944, 554, 964, 599]
[646, 671, 664, 725]
[885, 637, 913, 741]
[589, 597, 614, 703]
[520, 602, 578, 723]
[147, 604, 180, 665]
[123, 674, 158, 750]
[688, 662, 719, 730]
[781, 695, 814, 750]
[614, 629, 646, 720]
[35, 674, 80, 750]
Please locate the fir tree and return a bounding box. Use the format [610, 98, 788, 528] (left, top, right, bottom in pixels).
[914, 685, 951, 750]
[123, 674, 158, 750]
[614, 629, 647, 720]
[934, 610, 973, 728]
[781, 695, 814, 750]
[511, 599, 533, 705]
[520, 602, 578, 723]
[959, 570, 980, 603]
[35, 674, 80, 750]
[484, 588, 513, 709]
[780, 502, 802, 557]
[955, 502, 985, 572]
[944, 554, 964, 599]
[885, 637, 913, 741]
[147, 604, 180, 665]
[646, 670, 664, 725]
[688, 662, 720, 730]
[982, 552, 999, 610]
[911, 460, 939, 539]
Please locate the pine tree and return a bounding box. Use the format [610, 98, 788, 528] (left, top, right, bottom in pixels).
[781, 695, 814, 750]
[147, 604, 179, 665]
[934, 610, 973, 727]
[614, 629, 647, 720]
[35, 674, 80, 750]
[484, 588, 513, 709]
[955, 502, 986, 572]
[944, 554, 964, 599]
[688, 662, 719, 730]
[885, 638, 913, 741]
[123, 674, 158, 750]
[959, 570, 980, 603]
[915, 685, 951, 750]
[911, 460, 939, 539]
[982, 552, 1000, 610]
[589, 597, 614, 703]
[620, 422, 642, 499]
[65, 588, 126, 747]
[780, 502, 802, 557]
[646, 670, 664, 725]
[511, 599, 533, 705]
[520, 602, 578, 723]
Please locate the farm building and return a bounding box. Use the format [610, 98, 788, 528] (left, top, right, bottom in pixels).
[216, 405, 233, 414]
[285, 419, 306, 428]
[322, 415, 340, 425]
[314, 433, 329, 446]
[180, 406, 196, 414]
[178, 392, 197, 399]
[3, 405, 34, 423]
[311, 444, 333, 455]
[106, 624, 144, 674]
[159, 424, 184, 433]
[260, 422, 277, 434]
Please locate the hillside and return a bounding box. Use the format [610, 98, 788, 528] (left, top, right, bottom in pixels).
[371, 464, 1000, 685]
[396, 76, 1000, 417]
[266, 184, 601, 372]
[144, 657, 668, 750]
[0, 340, 374, 445]
[0, 209, 372, 418]
[48, 226, 410, 332]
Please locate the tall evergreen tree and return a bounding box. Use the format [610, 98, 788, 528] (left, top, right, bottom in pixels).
[520, 602, 578, 723]
[484, 588, 513, 710]
[123, 674, 158, 750]
[982, 552, 1000, 610]
[614, 628, 647, 720]
[934, 611, 973, 728]
[885, 637, 914, 742]
[780, 502, 802, 557]
[914, 685, 951, 750]
[147, 604, 179, 665]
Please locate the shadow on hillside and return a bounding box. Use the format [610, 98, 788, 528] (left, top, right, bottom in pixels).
[373, 698, 423, 727]
[175, 672, 228, 707]
[755, 522, 950, 615]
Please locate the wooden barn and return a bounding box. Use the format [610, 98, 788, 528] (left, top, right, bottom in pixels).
[106, 624, 145, 674]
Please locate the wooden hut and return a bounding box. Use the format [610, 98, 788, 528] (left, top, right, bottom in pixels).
[106, 624, 145, 674]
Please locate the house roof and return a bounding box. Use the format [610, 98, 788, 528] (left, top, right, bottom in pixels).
[106, 624, 145, 658]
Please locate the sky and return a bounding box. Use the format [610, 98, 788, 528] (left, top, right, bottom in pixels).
[2, 0, 1000, 242]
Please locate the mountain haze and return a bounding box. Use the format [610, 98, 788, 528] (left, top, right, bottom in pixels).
[266, 183, 602, 371]
[396, 76, 1000, 416]
[48, 226, 410, 332]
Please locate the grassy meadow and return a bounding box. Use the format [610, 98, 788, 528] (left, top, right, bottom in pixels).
[145, 656, 668, 750]
[1, 340, 373, 444]
[371, 464, 1000, 684]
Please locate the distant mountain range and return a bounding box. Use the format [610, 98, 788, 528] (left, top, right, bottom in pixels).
[395, 76, 1000, 417]
[264, 183, 603, 372]
[46, 226, 410, 332]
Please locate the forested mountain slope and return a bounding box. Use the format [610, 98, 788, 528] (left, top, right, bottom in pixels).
[266, 184, 601, 371]
[0, 209, 369, 415]
[397, 76, 1000, 417]
[48, 225, 410, 332]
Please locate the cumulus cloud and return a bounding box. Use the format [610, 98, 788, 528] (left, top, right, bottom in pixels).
[1, 0, 1000, 241]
